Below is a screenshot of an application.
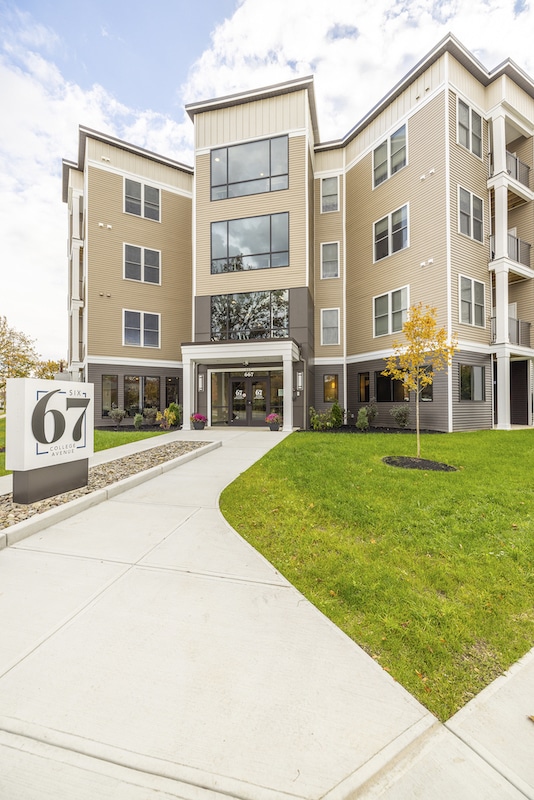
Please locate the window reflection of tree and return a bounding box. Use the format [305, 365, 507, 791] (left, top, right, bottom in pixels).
[211, 290, 289, 340]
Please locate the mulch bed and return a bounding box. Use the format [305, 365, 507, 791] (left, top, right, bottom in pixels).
[382, 456, 457, 472]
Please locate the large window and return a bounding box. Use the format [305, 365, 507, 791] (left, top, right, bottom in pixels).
[458, 100, 482, 158]
[102, 374, 118, 417]
[124, 244, 160, 284]
[124, 376, 161, 417]
[321, 242, 339, 278]
[459, 188, 483, 243]
[460, 276, 485, 327]
[374, 205, 408, 261]
[358, 372, 370, 403]
[373, 124, 407, 187]
[374, 286, 408, 337]
[211, 290, 289, 340]
[166, 376, 180, 406]
[211, 136, 288, 200]
[123, 310, 160, 348]
[323, 374, 339, 403]
[124, 179, 160, 221]
[376, 373, 408, 402]
[321, 176, 339, 212]
[211, 213, 289, 274]
[321, 308, 340, 345]
[460, 364, 485, 401]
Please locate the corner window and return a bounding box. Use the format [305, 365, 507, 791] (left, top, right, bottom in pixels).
[323, 374, 339, 403]
[211, 136, 288, 200]
[321, 176, 338, 212]
[373, 124, 407, 187]
[358, 372, 370, 403]
[102, 374, 118, 417]
[124, 244, 160, 284]
[211, 213, 289, 274]
[374, 204, 408, 261]
[376, 373, 408, 402]
[458, 100, 482, 158]
[460, 364, 485, 401]
[374, 286, 408, 337]
[459, 188, 483, 243]
[125, 179, 160, 221]
[460, 276, 485, 326]
[321, 308, 340, 345]
[123, 310, 160, 348]
[321, 242, 339, 278]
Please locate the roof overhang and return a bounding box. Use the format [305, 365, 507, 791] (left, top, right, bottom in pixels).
[181, 339, 301, 366]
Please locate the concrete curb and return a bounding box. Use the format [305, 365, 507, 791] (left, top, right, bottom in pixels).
[0, 441, 221, 550]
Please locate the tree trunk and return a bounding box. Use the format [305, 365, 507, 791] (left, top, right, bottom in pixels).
[416, 384, 421, 458]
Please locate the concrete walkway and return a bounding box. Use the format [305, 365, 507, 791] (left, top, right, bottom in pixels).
[0, 428, 532, 799]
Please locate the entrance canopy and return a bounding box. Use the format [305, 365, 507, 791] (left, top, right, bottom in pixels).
[181, 339, 301, 431]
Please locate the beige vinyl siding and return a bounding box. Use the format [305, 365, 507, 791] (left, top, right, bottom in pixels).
[314, 173, 344, 359]
[452, 352, 493, 431]
[447, 58, 486, 114]
[86, 139, 193, 195]
[195, 135, 308, 296]
[485, 75, 534, 125]
[86, 166, 192, 361]
[448, 89, 491, 345]
[344, 56, 446, 168]
[194, 89, 309, 150]
[315, 149, 344, 173]
[509, 280, 534, 347]
[509, 200, 534, 271]
[345, 91, 449, 357]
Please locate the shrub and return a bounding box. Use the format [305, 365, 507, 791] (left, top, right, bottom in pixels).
[330, 401, 344, 429]
[133, 413, 143, 430]
[356, 407, 369, 431]
[366, 397, 378, 426]
[390, 404, 410, 428]
[143, 407, 158, 425]
[168, 402, 182, 427]
[108, 407, 127, 428]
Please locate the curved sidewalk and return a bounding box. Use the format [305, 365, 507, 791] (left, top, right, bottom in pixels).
[0, 428, 532, 799]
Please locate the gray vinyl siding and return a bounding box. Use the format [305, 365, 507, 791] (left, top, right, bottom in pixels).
[452, 352, 493, 431]
[347, 360, 449, 432]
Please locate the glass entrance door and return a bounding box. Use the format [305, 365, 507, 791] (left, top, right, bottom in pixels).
[230, 377, 268, 426]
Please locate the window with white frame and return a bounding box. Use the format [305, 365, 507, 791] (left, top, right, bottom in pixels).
[125, 179, 160, 221]
[321, 242, 339, 278]
[460, 364, 485, 401]
[123, 310, 160, 347]
[458, 100, 482, 158]
[321, 176, 338, 212]
[321, 308, 340, 345]
[460, 276, 485, 327]
[374, 204, 408, 261]
[374, 286, 408, 337]
[124, 244, 161, 284]
[459, 187, 483, 243]
[373, 124, 407, 187]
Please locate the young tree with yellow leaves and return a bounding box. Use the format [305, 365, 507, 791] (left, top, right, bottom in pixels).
[382, 304, 458, 458]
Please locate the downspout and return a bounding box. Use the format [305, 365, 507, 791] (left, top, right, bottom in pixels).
[444, 54, 454, 432]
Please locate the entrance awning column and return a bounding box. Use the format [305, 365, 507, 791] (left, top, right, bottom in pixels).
[282, 354, 293, 431]
[182, 353, 194, 431]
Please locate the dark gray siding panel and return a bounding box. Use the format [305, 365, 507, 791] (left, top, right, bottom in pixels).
[313, 366, 345, 416]
[452, 352, 493, 431]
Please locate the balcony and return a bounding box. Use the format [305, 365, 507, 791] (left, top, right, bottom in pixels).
[491, 316, 531, 347]
[490, 234, 532, 269]
[489, 151, 531, 189]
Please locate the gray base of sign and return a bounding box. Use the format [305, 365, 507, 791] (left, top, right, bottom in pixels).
[12, 460, 89, 504]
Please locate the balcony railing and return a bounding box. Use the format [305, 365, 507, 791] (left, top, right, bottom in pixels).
[491, 317, 531, 347]
[488, 152, 531, 189]
[490, 234, 532, 269]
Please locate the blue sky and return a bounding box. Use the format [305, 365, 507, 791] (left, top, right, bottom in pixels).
[1, 0, 533, 359]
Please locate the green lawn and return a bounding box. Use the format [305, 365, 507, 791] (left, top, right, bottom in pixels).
[220, 430, 534, 721]
[0, 421, 164, 477]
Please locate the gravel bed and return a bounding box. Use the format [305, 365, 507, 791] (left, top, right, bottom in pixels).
[0, 440, 207, 530]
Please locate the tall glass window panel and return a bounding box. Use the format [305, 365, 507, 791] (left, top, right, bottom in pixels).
[124, 311, 141, 346]
[471, 111, 482, 157]
[374, 294, 389, 336]
[102, 374, 118, 416]
[391, 287, 408, 332]
[321, 242, 339, 278]
[143, 376, 160, 409]
[166, 377, 179, 406]
[144, 249, 160, 283]
[458, 100, 470, 149]
[373, 141, 388, 187]
[125, 245, 142, 281]
[321, 177, 338, 212]
[143, 314, 159, 347]
[125, 179, 141, 216]
[374, 216, 389, 260]
[460, 276, 472, 324]
[474, 280, 485, 325]
[211, 136, 288, 200]
[322, 309, 339, 345]
[211, 213, 289, 273]
[358, 372, 370, 403]
[390, 125, 407, 175]
[323, 374, 338, 403]
[144, 186, 160, 221]
[392, 206, 408, 253]
[211, 290, 289, 340]
[459, 188, 471, 237]
[124, 376, 141, 416]
[472, 195, 483, 242]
